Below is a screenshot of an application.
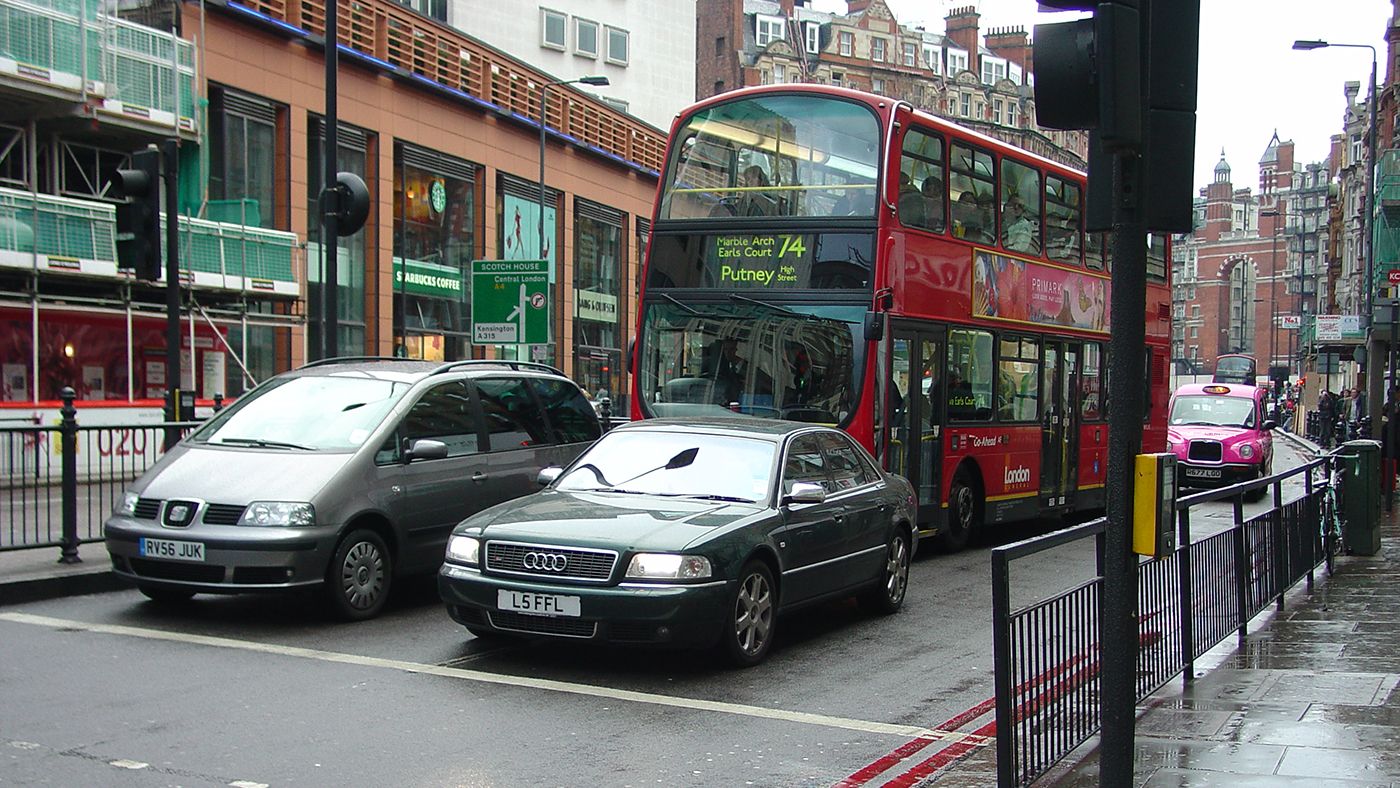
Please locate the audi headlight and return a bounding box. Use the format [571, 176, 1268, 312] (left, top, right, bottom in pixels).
[446, 535, 480, 566]
[1238, 443, 1255, 459]
[625, 553, 712, 580]
[115, 491, 139, 516]
[238, 501, 315, 526]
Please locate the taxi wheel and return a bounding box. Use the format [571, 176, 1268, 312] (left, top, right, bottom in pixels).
[938, 470, 979, 552]
[138, 584, 194, 604]
[719, 561, 776, 667]
[860, 529, 910, 615]
[325, 529, 392, 622]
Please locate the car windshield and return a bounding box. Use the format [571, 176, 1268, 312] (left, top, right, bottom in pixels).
[1169, 395, 1256, 429]
[189, 374, 411, 451]
[555, 430, 777, 503]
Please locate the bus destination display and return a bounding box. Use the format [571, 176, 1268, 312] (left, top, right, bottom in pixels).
[709, 233, 813, 287]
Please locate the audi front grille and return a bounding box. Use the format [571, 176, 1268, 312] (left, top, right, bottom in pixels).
[484, 541, 618, 582]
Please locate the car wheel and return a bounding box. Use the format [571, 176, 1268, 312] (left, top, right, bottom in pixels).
[324, 529, 392, 621]
[719, 561, 776, 667]
[860, 529, 910, 615]
[138, 584, 195, 604]
[938, 469, 979, 552]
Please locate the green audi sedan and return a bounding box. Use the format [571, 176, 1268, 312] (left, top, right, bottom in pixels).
[437, 418, 917, 666]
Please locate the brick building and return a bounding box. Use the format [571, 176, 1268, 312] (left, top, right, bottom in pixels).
[695, 0, 1088, 169]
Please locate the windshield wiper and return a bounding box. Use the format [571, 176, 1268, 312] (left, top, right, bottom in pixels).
[658, 291, 701, 316]
[682, 493, 754, 503]
[214, 437, 314, 451]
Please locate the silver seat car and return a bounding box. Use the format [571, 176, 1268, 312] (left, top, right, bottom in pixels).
[104, 358, 602, 620]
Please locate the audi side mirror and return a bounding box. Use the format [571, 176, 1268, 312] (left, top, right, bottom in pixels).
[783, 481, 826, 506]
[537, 466, 564, 486]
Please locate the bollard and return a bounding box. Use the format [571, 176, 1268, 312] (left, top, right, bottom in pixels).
[213, 392, 224, 413]
[599, 396, 612, 431]
[58, 386, 80, 564]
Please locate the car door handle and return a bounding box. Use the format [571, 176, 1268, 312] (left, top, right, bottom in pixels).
[471, 472, 489, 483]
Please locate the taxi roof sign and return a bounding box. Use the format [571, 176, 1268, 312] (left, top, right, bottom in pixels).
[1203, 385, 1230, 394]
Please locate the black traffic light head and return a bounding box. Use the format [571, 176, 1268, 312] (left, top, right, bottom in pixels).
[110, 147, 162, 280]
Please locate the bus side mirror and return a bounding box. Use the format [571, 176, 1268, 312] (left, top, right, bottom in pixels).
[864, 310, 885, 342]
[626, 336, 636, 376]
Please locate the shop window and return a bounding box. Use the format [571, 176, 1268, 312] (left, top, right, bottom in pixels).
[307, 117, 372, 359]
[573, 199, 624, 407]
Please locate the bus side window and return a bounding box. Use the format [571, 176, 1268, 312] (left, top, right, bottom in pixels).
[948, 328, 994, 421]
[899, 127, 946, 234]
[1046, 175, 1082, 266]
[1001, 159, 1041, 256]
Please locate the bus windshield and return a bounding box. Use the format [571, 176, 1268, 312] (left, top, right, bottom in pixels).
[658, 94, 882, 221]
[636, 301, 865, 424]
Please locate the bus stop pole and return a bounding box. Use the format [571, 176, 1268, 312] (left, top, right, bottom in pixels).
[1100, 150, 1149, 785]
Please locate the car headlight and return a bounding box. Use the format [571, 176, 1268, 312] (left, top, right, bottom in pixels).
[446, 535, 480, 566]
[115, 491, 139, 516]
[238, 501, 315, 526]
[1238, 443, 1255, 459]
[626, 553, 712, 580]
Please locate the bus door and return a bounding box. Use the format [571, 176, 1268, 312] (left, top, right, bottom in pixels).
[889, 324, 945, 529]
[1040, 340, 1080, 506]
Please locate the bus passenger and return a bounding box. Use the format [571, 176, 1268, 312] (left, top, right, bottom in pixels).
[922, 175, 946, 233]
[739, 166, 777, 217]
[1003, 195, 1039, 254]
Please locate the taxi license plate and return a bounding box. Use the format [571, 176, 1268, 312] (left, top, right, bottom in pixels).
[1184, 467, 1223, 479]
[498, 589, 581, 617]
[139, 537, 205, 562]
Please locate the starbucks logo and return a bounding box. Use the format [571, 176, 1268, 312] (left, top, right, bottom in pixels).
[429, 180, 447, 214]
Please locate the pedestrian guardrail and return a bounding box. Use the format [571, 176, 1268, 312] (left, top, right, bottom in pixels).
[991, 458, 1332, 787]
[0, 387, 205, 559]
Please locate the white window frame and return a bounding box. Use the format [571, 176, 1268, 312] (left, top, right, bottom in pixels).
[574, 17, 599, 58]
[805, 22, 820, 54]
[923, 45, 939, 74]
[756, 14, 785, 47]
[1008, 103, 1017, 127]
[831, 70, 844, 86]
[774, 63, 786, 83]
[871, 37, 886, 62]
[872, 77, 885, 94]
[540, 8, 566, 51]
[840, 31, 853, 57]
[605, 25, 629, 66]
[993, 98, 1002, 124]
[902, 42, 916, 67]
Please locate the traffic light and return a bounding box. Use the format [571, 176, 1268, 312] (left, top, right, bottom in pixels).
[1033, 0, 1199, 233]
[110, 148, 162, 280]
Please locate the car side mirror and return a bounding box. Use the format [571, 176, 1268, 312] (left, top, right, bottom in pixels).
[1262, 420, 1277, 432]
[783, 481, 826, 506]
[537, 466, 564, 486]
[404, 438, 448, 463]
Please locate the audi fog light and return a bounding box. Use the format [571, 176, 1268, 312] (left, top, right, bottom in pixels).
[238, 501, 315, 526]
[626, 553, 712, 580]
[1239, 443, 1255, 459]
[115, 491, 139, 516]
[446, 535, 480, 566]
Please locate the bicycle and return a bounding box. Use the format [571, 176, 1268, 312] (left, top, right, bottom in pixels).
[1318, 449, 1345, 575]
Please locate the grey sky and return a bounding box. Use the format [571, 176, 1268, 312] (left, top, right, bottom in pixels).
[810, 0, 1392, 191]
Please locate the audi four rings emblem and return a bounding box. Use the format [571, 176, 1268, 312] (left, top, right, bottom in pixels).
[522, 551, 568, 572]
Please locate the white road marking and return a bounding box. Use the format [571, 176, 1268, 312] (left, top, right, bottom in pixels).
[0, 611, 977, 744]
[229, 781, 270, 788]
[109, 759, 149, 770]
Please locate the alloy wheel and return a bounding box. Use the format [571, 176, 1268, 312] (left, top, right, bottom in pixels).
[884, 536, 910, 604]
[733, 571, 773, 656]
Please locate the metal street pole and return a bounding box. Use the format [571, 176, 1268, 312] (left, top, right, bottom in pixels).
[322, 0, 339, 360]
[1265, 208, 1280, 399]
[538, 75, 607, 363]
[1293, 39, 1379, 430]
[162, 139, 182, 451]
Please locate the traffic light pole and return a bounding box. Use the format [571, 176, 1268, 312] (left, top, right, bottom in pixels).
[162, 140, 182, 450]
[322, 0, 339, 360]
[1101, 151, 1148, 786]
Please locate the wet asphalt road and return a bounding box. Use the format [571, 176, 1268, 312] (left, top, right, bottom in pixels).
[0, 441, 1312, 786]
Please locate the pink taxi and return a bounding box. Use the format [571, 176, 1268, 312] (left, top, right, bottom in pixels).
[1167, 383, 1276, 499]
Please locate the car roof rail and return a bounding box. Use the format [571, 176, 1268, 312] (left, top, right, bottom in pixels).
[431, 359, 567, 377]
[299, 356, 430, 369]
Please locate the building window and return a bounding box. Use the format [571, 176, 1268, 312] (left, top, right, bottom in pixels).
[871, 37, 886, 62]
[872, 77, 885, 94]
[840, 32, 853, 56]
[976, 101, 984, 119]
[394, 0, 443, 21]
[806, 22, 820, 54]
[540, 8, 566, 50]
[923, 46, 939, 74]
[992, 99, 1002, 124]
[1191, 305, 1200, 318]
[1190, 327, 1199, 339]
[960, 93, 970, 117]
[1007, 103, 1017, 127]
[574, 199, 625, 412]
[902, 42, 917, 66]
[715, 36, 725, 56]
[714, 80, 724, 94]
[393, 143, 478, 361]
[575, 17, 599, 57]
[947, 51, 967, 74]
[209, 86, 284, 229]
[760, 69, 772, 86]
[831, 71, 843, 87]
[756, 15, 784, 47]
[606, 26, 629, 65]
[774, 64, 786, 83]
[308, 117, 372, 359]
[599, 96, 629, 114]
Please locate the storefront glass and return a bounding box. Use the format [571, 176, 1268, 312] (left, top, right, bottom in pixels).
[307, 119, 370, 358]
[393, 145, 475, 360]
[573, 204, 624, 410]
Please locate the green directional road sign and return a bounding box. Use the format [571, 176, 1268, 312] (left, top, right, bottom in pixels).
[471, 259, 549, 345]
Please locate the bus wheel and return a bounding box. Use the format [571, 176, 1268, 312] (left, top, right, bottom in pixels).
[939, 470, 980, 552]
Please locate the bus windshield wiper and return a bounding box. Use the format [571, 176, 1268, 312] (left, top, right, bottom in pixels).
[658, 291, 701, 316]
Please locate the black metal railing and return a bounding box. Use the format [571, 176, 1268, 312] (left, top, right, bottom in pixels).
[991, 456, 1331, 787]
[0, 387, 205, 559]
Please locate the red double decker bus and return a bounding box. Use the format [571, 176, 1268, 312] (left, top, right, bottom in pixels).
[630, 85, 1170, 549]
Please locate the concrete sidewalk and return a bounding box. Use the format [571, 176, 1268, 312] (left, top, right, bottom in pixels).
[0, 541, 125, 605]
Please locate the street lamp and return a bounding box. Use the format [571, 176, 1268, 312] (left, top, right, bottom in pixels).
[535, 75, 607, 362]
[1263, 208, 1282, 400]
[1294, 38, 1378, 429]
